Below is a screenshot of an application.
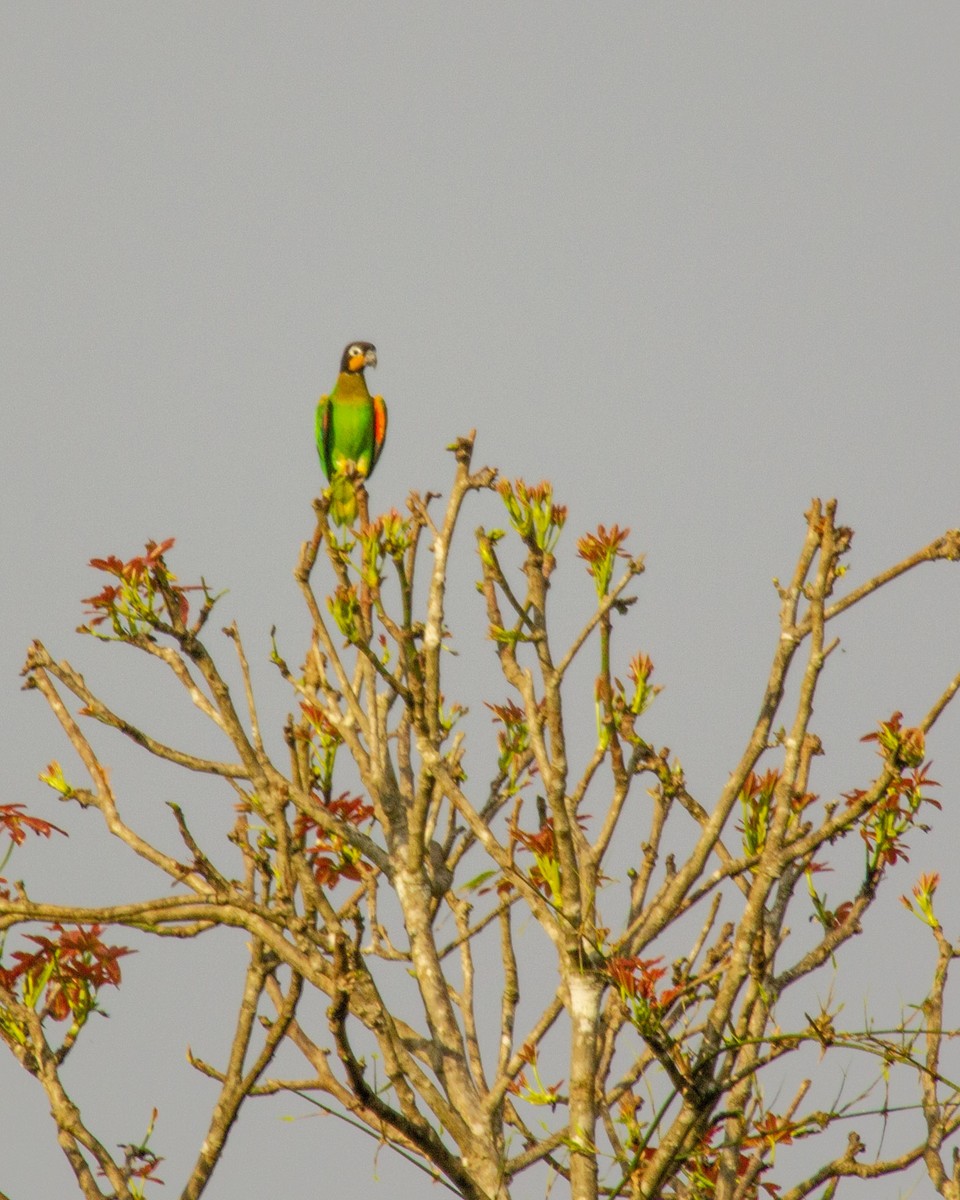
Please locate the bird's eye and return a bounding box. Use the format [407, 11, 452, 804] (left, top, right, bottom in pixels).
[349, 345, 362, 356]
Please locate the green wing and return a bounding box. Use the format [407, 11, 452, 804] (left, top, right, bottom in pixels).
[316, 392, 334, 480]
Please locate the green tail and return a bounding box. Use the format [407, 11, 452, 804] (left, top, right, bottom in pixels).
[328, 475, 359, 526]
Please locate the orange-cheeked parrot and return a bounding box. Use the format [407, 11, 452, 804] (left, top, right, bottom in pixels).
[316, 341, 388, 525]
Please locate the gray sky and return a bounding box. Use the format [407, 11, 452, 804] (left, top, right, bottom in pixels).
[3, 5, 960, 1197]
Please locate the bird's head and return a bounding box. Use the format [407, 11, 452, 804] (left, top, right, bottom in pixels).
[340, 342, 377, 374]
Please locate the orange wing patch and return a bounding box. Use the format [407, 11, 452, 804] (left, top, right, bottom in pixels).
[372, 394, 388, 469]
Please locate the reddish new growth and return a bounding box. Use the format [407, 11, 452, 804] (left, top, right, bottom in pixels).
[0, 804, 66, 848]
[486, 698, 528, 731]
[487, 698, 540, 794]
[847, 712, 941, 877]
[511, 815, 588, 901]
[576, 524, 631, 566]
[861, 709, 926, 769]
[299, 703, 342, 742]
[81, 538, 203, 635]
[0, 924, 133, 1022]
[498, 478, 567, 558]
[577, 524, 631, 596]
[513, 820, 556, 860]
[293, 795, 375, 888]
[679, 1124, 783, 1198]
[505, 1041, 564, 1110]
[606, 955, 683, 1014]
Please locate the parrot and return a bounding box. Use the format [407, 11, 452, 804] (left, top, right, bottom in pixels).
[315, 341, 388, 526]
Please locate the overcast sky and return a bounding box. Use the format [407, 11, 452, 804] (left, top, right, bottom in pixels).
[3, 5, 960, 1198]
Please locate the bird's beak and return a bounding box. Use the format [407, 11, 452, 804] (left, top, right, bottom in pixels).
[363, 347, 377, 370]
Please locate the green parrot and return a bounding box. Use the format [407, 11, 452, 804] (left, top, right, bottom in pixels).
[316, 341, 388, 526]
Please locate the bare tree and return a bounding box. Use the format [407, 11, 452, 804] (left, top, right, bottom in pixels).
[4, 433, 960, 1199]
